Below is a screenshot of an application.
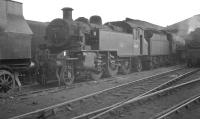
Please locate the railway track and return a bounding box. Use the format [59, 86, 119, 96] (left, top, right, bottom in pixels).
[9, 67, 198, 119]
[72, 68, 200, 119]
[154, 94, 200, 119]
[0, 66, 184, 119]
[0, 66, 177, 99]
[90, 77, 200, 119]
[8, 65, 184, 98]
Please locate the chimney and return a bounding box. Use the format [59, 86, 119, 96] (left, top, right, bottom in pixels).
[6, 0, 23, 16]
[62, 7, 73, 21]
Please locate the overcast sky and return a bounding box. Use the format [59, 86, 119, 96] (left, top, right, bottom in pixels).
[16, 0, 200, 27]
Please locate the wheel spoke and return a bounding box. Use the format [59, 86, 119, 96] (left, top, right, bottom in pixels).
[7, 84, 12, 88]
[6, 75, 11, 82]
[3, 74, 6, 81]
[0, 70, 14, 93]
[7, 81, 13, 85]
[0, 78, 3, 83]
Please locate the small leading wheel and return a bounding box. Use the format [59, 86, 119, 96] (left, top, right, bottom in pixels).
[0, 70, 14, 93]
[121, 60, 132, 75]
[60, 65, 75, 86]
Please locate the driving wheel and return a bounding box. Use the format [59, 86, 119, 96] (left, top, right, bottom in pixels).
[0, 70, 14, 93]
[60, 66, 75, 85]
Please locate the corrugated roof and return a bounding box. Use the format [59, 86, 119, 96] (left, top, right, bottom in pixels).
[125, 18, 164, 30]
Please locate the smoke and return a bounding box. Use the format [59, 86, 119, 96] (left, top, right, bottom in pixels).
[173, 15, 200, 45]
[167, 15, 200, 48]
[172, 33, 185, 51]
[186, 28, 200, 41]
[171, 24, 186, 47]
[173, 34, 185, 45]
[187, 15, 200, 34]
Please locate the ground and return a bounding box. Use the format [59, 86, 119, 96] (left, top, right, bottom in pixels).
[0, 66, 179, 119]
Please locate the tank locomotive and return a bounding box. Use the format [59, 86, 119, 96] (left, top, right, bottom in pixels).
[36, 8, 177, 85]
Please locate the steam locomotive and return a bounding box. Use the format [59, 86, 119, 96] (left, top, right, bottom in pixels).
[0, 0, 180, 93]
[186, 28, 200, 66]
[34, 7, 178, 86]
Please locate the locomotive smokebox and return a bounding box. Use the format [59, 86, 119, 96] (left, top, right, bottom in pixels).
[62, 7, 73, 21]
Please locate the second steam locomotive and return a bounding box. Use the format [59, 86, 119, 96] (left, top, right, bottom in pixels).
[186, 28, 200, 67]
